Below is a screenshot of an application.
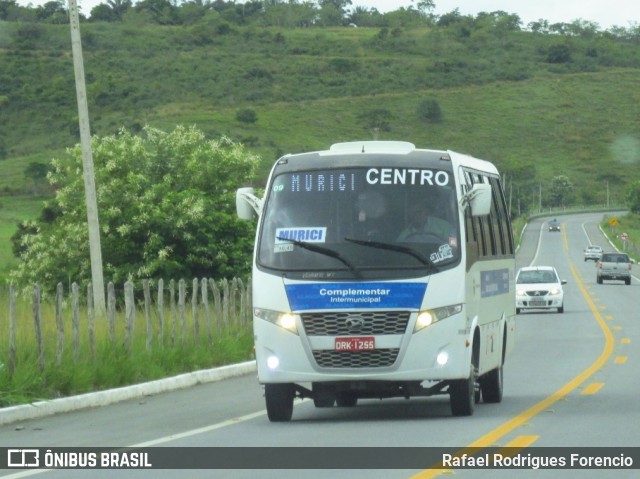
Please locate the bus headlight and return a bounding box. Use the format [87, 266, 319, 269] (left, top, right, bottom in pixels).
[414, 304, 463, 333]
[254, 308, 299, 334]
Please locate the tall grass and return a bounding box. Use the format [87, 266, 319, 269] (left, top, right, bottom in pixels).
[0, 195, 46, 278]
[0, 287, 253, 407]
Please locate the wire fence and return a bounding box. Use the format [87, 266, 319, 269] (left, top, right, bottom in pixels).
[3, 277, 252, 377]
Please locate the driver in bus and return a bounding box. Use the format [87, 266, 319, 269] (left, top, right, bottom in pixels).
[397, 194, 455, 243]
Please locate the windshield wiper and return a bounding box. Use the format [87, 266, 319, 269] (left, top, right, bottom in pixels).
[276, 237, 362, 278]
[344, 237, 439, 273]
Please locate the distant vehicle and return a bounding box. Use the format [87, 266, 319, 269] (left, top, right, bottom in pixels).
[597, 252, 632, 285]
[584, 245, 603, 262]
[548, 219, 560, 232]
[515, 266, 566, 314]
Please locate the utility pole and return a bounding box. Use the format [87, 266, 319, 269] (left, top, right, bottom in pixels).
[68, 0, 106, 315]
[538, 183, 542, 214]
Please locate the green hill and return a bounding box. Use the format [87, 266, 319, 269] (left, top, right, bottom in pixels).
[1, 17, 640, 275]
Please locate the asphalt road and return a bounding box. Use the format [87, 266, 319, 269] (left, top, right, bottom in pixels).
[0, 212, 637, 478]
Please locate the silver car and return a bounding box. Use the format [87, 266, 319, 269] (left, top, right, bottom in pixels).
[584, 245, 603, 262]
[597, 252, 632, 285]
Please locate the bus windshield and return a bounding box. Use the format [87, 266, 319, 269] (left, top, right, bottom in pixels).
[257, 166, 461, 279]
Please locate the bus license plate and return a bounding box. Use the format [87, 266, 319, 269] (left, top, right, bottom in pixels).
[335, 337, 375, 351]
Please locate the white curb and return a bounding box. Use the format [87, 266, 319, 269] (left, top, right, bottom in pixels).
[0, 360, 257, 426]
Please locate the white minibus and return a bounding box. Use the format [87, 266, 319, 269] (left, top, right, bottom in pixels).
[237, 141, 515, 421]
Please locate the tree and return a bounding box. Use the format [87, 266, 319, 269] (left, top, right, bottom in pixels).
[0, 135, 6, 160]
[548, 175, 574, 208]
[11, 126, 260, 289]
[90, 0, 132, 22]
[134, 0, 178, 24]
[627, 180, 640, 214]
[0, 0, 17, 20]
[236, 108, 258, 124]
[357, 109, 392, 139]
[416, 98, 442, 123]
[36, 0, 68, 24]
[24, 161, 53, 195]
[546, 42, 573, 63]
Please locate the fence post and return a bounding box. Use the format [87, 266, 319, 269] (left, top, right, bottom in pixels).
[210, 279, 221, 335]
[87, 282, 95, 359]
[72, 282, 80, 362]
[221, 278, 229, 329]
[192, 278, 199, 343]
[170, 279, 176, 345]
[201, 278, 212, 346]
[246, 280, 253, 324]
[107, 282, 116, 346]
[32, 284, 45, 372]
[143, 279, 152, 351]
[157, 279, 165, 345]
[178, 279, 187, 342]
[237, 278, 246, 326]
[55, 283, 64, 366]
[8, 284, 16, 377]
[124, 280, 135, 355]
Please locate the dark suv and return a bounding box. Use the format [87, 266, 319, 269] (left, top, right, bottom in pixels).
[596, 253, 632, 285]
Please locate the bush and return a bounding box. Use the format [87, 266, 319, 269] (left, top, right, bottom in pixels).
[236, 108, 258, 124]
[416, 98, 443, 123]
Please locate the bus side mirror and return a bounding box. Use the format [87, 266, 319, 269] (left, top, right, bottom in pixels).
[462, 183, 492, 217]
[236, 187, 262, 220]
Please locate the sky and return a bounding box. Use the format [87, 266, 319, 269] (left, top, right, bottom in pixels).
[13, 0, 640, 29]
[359, 0, 640, 29]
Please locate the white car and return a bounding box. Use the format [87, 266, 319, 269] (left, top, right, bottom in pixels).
[584, 245, 603, 262]
[515, 266, 566, 314]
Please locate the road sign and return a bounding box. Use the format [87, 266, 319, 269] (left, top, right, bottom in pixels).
[621, 232, 629, 240]
[609, 218, 619, 227]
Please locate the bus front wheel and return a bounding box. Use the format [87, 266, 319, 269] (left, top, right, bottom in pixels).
[450, 363, 476, 416]
[480, 365, 503, 403]
[265, 383, 294, 422]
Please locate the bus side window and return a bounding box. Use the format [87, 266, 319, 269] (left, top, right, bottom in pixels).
[488, 176, 513, 255]
[469, 174, 488, 257]
[463, 171, 482, 266]
[465, 208, 479, 269]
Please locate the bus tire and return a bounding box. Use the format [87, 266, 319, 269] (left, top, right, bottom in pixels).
[450, 364, 475, 416]
[480, 365, 503, 403]
[265, 383, 294, 422]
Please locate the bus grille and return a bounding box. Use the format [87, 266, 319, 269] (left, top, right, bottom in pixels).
[313, 349, 400, 368]
[301, 311, 409, 336]
[301, 311, 408, 369]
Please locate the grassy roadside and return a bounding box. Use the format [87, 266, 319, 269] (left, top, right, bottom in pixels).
[0, 195, 48, 279]
[0, 289, 253, 408]
[600, 211, 640, 262]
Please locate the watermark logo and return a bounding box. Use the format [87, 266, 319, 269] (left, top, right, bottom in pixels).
[7, 449, 40, 468]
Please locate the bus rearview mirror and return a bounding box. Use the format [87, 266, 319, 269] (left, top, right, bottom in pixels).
[236, 187, 262, 220]
[464, 182, 492, 217]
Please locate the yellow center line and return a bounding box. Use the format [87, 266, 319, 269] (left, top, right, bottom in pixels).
[581, 382, 605, 395]
[410, 238, 614, 478]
